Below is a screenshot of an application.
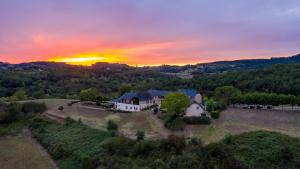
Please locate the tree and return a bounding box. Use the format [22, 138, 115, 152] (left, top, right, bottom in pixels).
[11, 90, 27, 101]
[205, 98, 217, 112]
[79, 88, 99, 102]
[136, 131, 145, 141]
[0, 102, 22, 124]
[161, 92, 190, 122]
[214, 86, 241, 105]
[118, 84, 132, 96]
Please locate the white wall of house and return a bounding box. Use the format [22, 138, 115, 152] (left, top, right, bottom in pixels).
[153, 97, 163, 107]
[116, 103, 140, 112]
[185, 103, 205, 117]
[139, 100, 155, 109]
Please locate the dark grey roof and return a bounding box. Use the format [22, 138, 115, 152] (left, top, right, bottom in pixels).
[114, 91, 152, 102]
[135, 92, 152, 101]
[112, 89, 198, 103]
[147, 89, 168, 97]
[178, 89, 197, 99]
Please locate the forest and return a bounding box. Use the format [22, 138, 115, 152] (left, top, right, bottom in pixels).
[0, 62, 299, 101]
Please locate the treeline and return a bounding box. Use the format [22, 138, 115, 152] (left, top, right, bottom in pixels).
[0, 63, 299, 100]
[0, 101, 46, 136]
[212, 86, 300, 107]
[0, 66, 183, 99]
[232, 92, 300, 106]
[194, 64, 300, 96]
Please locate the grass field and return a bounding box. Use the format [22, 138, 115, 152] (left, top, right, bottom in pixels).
[185, 108, 300, 144]
[63, 105, 163, 139]
[38, 99, 163, 139]
[0, 130, 57, 169]
[38, 99, 300, 143]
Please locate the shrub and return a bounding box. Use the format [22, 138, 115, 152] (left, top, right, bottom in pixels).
[49, 142, 69, 160]
[64, 117, 77, 126]
[58, 106, 64, 111]
[211, 110, 220, 119]
[166, 118, 186, 130]
[80, 154, 96, 169]
[22, 102, 47, 114]
[0, 102, 22, 124]
[183, 116, 211, 125]
[133, 141, 155, 156]
[101, 136, 134, 156]
[160, 135, 186, 154]
[136, 131, 145, 141]
[107, 120, 118, 131]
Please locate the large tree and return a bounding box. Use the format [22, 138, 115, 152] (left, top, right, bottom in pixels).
[161, 92, 190, 122]
[79, 88, 99, 102]
[214, 86, 241, 105]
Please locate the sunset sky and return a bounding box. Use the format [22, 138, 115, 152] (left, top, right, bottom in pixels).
[0, 0, 300, 66]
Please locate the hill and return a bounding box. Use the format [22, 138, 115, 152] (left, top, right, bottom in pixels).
[155, 53, 300, 73]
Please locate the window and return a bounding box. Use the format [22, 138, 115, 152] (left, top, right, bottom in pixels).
[130, 107, 132, 110]
[196, 106, 199, 110]
[126, 106, 128, 109]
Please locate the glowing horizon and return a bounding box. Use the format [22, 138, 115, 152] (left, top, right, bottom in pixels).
[1, 0, 300, 66]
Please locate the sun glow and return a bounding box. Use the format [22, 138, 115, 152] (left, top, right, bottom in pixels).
[48, 52, 127, 66]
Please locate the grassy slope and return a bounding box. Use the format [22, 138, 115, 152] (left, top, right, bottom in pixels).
[220, 131, 300, 169]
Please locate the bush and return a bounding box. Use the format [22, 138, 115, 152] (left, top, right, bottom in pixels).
[58, 106, 64, 111]
[107, 120, 118, 131]
[133, 141, 155, 156]
[22, 102, 47, 114]
[49, 142, 69, 160]
[211, 110, 220, 119]
[183, 116, 211, 125]
[160, 135, 186, 154]
[166, 118, 186, 130]
[0, 102, 22, 124]
[136, 131, 145, 141]
[80, 154, 96, 169]
[101, 136, 134, 156]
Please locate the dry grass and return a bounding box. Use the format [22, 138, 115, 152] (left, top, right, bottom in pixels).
[0, 131, 57, 169]
[39, 99, 300, 143]
[185, 108, 300, 144]
[40, 99, 162, 139]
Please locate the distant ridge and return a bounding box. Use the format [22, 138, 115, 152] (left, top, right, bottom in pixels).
[155, 54, 300, 73]
[0, 54, 299, 73]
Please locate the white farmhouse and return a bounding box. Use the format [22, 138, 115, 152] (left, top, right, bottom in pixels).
[112, 90, 168, 112]
[111, 89, 208, 117]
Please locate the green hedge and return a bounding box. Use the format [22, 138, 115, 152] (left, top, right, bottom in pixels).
[211, 110, 220, 119]
[183, 116, 211, 125]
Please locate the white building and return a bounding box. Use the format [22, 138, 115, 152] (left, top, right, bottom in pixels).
[112, 90, 168, 112]
[112, 89, 208, 117]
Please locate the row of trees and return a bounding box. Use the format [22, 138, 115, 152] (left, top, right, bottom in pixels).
[213, 86, 300, 107]
[233, 92, 300, 106]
